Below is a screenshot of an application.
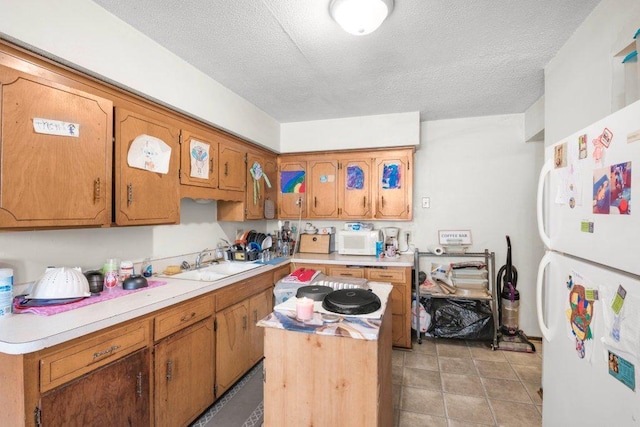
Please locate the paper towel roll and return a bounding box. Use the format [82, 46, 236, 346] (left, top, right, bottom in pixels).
[429, 246, 444, 256]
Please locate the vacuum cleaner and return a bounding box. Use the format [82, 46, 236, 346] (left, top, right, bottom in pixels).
[496, 235, 536, 353]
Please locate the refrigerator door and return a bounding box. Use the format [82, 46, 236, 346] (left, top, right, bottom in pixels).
[539, 99, 640, 276]
[538, 251, 640, 426]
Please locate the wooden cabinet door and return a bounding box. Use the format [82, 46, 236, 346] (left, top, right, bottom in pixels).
[374, 151, 412, 220]
[218, 142, 245, 191]
[40, 348, 150, 427]
[339, 158, 372, 219]
[390, 285, 411, 348]
[114, 107, 180, 225]
[216, 301, 249, 395]
[307, 159, 339, 218]
[0, 66, 112, 228]
[245, 152, 265, 219]
[248, 289, 273, 366]
[155, 318, 215, 427]
[180, 129, 218, 189]
[278, 159, 306, 218]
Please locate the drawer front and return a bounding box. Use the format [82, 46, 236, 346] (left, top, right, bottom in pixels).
[40, 320, 150, 392]
[291, 263, 327, 275]
[154, 295, 214, 341]
[367, 268, 406, 283]
[216, 272, 272, 311]
[328, 266, 366, 278]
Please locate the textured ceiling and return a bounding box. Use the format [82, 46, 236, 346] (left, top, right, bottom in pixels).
[92, 0, 599, 123]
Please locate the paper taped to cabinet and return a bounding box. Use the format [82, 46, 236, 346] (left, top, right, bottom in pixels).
[127, 134, 171, 174]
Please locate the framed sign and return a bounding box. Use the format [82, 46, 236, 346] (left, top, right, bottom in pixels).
[438, 230, 472, 246]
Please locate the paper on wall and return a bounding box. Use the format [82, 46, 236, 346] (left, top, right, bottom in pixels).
[127, 134, 171, 174]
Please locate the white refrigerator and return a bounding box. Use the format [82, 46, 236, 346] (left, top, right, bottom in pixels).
[537, 99, 640, 426]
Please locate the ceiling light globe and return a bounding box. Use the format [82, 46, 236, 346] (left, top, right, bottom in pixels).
[330, 0, 390, 36]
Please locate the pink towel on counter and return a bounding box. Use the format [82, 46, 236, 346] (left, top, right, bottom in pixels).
[281, 268, 320, 284]
[12, 280, 168, 316]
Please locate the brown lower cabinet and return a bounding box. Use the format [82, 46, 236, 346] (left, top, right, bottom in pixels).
[215, 283, 273, 396]
[0, 268, 280, 427]
[40, 348, 150, 427]
[154, 318, 215, 427]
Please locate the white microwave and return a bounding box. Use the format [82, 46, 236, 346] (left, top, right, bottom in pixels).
[337, 230, 381, 255]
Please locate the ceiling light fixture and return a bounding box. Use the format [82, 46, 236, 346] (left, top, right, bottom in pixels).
[330, 0, 393, 36]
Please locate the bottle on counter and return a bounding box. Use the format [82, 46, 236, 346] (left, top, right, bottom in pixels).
[103, 259, 119, 289]
[141, 258, 153, 278]
[119, 260, 134, 282]
[0, 268, 13, 317]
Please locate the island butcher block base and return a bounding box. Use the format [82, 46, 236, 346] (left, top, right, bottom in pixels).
[262, 305, 392, 426]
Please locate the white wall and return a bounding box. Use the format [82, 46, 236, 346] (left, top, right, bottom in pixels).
[274, 114, 545, 336]
[417, 115, 544, 336]
[280, 112, 420, 152]
[0, 0, 280, 150]
[545, 0, 640, 145]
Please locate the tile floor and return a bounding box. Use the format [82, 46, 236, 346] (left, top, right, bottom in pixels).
[392, 336, 543, 426]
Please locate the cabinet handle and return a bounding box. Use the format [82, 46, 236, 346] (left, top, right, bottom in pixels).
[224, 161, 229, 176]
[180, 312, 196, 322]
[314, 197, 317, 208]
[381, 196, 385, 208]
[166, 360, 173, 381]
[363, 196, 366, 208]
[253, 309, 258, 323]
[340, 273, 354, 277]
[136, 372, 143, 397]
[243, 315, 247, 330]
[94, 178, 101, 202]
[127, 183, 133, 206]
[210, 158, 214, 173]
[378, 274, 393, 279]
[92, 344, 120, 361]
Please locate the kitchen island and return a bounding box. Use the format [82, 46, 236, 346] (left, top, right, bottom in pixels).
[259, 283, 394, 427]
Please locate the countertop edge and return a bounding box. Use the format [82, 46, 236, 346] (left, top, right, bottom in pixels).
[0, 261, 289, 355]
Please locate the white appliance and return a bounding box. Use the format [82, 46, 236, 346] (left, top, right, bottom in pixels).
[337, 230, 380, 255]
[537, 99, 640, 425]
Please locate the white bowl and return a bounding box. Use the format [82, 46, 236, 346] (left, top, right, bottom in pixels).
[27, 267, 91, 299]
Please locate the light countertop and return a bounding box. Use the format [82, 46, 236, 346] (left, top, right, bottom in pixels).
[0, 261, 287, 355]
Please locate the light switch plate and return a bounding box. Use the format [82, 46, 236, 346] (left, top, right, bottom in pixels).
[422, 197, 430, 208]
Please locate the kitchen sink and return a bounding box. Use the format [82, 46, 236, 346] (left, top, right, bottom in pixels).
[166, 261, 265, 281]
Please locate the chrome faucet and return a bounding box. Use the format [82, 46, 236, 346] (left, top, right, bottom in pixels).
[195, 249, 212, 269]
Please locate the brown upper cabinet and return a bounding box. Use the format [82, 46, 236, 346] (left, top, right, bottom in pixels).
[278, 147, 413, 221]
[218, 138, 246, 192]
[180, 129, 219, 189]
[374, 150, 413, 220]
[0, 64, 113, 228]
[217, 149, 276, 221]
[114, 107, 180, 226]
[277, 157, 307, 218]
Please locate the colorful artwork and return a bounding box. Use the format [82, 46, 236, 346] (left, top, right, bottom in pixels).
[381, 163, 401, 189]
[567, 283, 594, 359]
[189, 139, 209, 179]
[554, 142, 567, 168]
[280, 170, 305, 193]
[346, 165, 364, 190]
[578, 134, 588, 159]
[608, 351, 636, 391]
[610, 162, 631, 215]
[592, 128, 613, 165]
[593, 168, 611, 214]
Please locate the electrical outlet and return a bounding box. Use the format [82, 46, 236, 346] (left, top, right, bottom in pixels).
[422, 197, 430, 208]
[405, 231, 411, 245]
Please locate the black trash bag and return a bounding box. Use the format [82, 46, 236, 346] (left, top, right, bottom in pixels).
[423, 298, 494, 340]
